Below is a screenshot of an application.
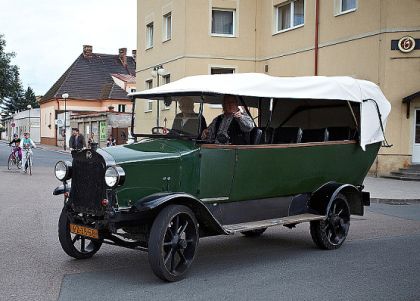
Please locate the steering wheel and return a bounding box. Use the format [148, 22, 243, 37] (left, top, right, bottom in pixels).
[151, 127, 182, 136]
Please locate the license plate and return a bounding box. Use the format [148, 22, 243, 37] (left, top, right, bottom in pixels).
[70, 224, 99, 239]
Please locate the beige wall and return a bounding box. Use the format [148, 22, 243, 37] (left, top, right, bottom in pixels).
[136, 0, 420, 174]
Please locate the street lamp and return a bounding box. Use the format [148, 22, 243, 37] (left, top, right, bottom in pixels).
[27, 104, 32, 135]
[62, 93, 69, 150]
[151, 64, 166, 127]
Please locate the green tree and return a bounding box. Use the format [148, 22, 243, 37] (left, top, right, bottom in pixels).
[24, 86, 39, 108]
[0, 34, 38, 114]
[0, 34, 19, 104]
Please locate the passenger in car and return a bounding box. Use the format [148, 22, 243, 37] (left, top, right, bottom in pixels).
[202, 94, 254, 144]
[172, 97, 207, 136]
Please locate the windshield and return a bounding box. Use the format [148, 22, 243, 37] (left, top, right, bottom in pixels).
[133, 94, 260, 141]
[134, 96, 207, 139]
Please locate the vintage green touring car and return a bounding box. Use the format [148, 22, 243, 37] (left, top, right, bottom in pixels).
[54, 74, 391, 282]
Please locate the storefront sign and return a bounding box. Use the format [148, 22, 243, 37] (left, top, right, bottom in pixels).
[99, 121, 107, 141]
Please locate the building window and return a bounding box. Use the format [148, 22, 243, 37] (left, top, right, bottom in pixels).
[211, 9, 235, 36]
[163, 12, 172, 41]
[335, 0, 357, 15]
[145, 80, 153, 112]
[211, 67, 235, 75]
[146, 22, 154, 49]
[162, 75, 171, 110]
[118, 104, 126, 113]
[210, 68, 235, 108]
[275, 0, 304, 33]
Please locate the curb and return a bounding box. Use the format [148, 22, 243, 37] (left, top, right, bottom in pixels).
[371, 198, 420, 204]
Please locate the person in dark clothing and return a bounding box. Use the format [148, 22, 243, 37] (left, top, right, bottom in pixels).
[201, 95, 254, 144]
[9, 134, 22, 160]
[172, 97, 207, 137]
[69, 128, 86, 151]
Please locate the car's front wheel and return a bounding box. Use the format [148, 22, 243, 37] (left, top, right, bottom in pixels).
[310, 194, 350, 250]
[148, 205, 199, 282]
[58, 209, 103, 259]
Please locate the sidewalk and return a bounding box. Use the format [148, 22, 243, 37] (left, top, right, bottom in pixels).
[1, 139, 71, 154]
[363, 176, 420, 203]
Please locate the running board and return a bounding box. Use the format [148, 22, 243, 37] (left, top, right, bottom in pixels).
[223, 213, 325, 234]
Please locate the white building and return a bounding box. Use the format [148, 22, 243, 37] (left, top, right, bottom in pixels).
[11, 109, 41, 143]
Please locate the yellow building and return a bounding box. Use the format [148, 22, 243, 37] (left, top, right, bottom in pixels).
[136, 0, 420, 175]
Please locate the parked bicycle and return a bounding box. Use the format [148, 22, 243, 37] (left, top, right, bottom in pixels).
[7, 146, 22, 170]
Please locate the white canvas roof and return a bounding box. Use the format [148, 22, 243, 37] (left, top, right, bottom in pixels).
[130, 73, 391, 150]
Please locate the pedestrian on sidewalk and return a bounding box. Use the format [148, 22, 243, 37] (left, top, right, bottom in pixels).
[69, 128, 85, 151]
[87, 132, 95, 149]
[106, 135, 116, 147]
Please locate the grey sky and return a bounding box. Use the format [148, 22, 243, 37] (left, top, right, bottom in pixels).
[0, 0, 136, 96]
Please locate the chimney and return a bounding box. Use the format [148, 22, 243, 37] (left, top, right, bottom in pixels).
[119, 48, 127, 66]
[83, 45, 93, 58]
[132, 50, 137, 63]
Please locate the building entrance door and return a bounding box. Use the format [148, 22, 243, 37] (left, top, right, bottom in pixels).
[413, 109, 420, 163]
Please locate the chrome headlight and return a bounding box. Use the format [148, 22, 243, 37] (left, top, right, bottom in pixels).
[54, 161, 72, 181]
[105, 166, 125, 188]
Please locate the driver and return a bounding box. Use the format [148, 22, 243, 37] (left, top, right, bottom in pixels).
[201, 94, 254, 144]
[172, 97, 207, 136]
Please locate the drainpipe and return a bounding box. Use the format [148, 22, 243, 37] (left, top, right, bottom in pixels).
[314, 0, 320, 76]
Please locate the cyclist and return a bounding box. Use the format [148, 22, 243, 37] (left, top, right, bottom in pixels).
[21, 132, 36, 172]
[8, 134, 22, 161]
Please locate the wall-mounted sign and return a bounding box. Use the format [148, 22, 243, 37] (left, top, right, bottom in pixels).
[99, 121, 107, 141]
[398, 36, 416, 53]
[391, 36, 419, 52]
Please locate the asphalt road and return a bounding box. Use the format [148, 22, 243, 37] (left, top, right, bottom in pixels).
[0, 143, 419, 301]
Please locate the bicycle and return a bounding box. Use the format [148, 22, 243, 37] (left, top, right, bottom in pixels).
[7, 146, 22, 170]
[23, 147, 33, 176]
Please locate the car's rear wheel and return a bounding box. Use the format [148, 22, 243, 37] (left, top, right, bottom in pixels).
[148, 205, 199, 282]
[58, 209, 103, 259]
[241, 227, 267, 237]
[310, 194, 350, 250]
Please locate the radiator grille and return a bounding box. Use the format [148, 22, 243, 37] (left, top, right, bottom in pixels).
[70, 150, 106, 213]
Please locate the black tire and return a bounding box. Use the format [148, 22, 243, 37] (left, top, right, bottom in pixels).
[241, 227, 267, 237]
[7, 154, 13, 170]
[28, 156, 32, 175]
[148, 205, 199, 282]
[58, 209, 103, 259]
[310, 194, 350, 250]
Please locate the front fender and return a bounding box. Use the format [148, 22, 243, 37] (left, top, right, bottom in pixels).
[310, 182, 365, 216]
[53, 183, 71, 196]
[134, 192, 228, 236]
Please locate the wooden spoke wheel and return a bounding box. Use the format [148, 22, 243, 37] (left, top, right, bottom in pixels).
[58, 209, 103, 259]
[148, 205, 199, 282]
[310, 194, 350, 250]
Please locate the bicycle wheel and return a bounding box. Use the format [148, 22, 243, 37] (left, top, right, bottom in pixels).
[28, 156, 32, 175]
[7, 154, 14, 170]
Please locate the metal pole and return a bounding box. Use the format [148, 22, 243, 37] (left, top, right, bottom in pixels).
[64, 97, 67, 151]
[28, 109, 31, 134]
[156, 72, 160, 127]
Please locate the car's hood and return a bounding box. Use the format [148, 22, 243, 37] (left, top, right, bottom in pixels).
[102, 138, 198, 165]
